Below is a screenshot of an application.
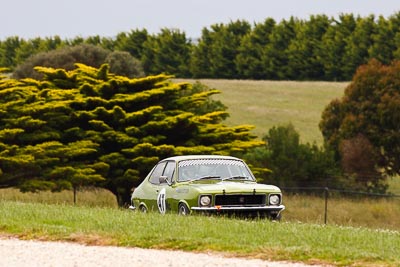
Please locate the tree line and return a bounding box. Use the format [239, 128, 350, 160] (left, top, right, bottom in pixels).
[1, 13, 400, 81]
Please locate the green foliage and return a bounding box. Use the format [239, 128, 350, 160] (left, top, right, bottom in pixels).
[141, 28, 192, 77]
[263, 17, 298, 79]
[319, 14, 357, 81]
[0, 67, 10, 78]
[0, 64, 261, 205]
[236, 18, 276, 79]
[244, 124, 339, 188]
[341, 15, 377, 80]
[114, 29, 149, 59]
[12, 44, 144, 80]
[0, 37, 22, 68]
[12, 44, 109, 79]
[320, 59, 400, 193]
[3, 12, 400, 80]
[191, 20, 251, 78]
[287, 15, 330, 80]
[105, 51, 145, 78]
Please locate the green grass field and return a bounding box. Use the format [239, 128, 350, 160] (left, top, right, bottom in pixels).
[1, 201, 399, 266]
[178, 79, 347, 144]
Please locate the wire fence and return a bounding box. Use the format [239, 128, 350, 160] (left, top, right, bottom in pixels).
[281, 186, 400, 226]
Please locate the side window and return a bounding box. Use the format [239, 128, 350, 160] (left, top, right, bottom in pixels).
[149, 162, 166, 184]
[163, 161, 176, 183]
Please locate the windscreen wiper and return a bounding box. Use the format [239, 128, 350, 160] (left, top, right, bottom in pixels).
[188, 175, 221, 182]
[221, 176, 250, 181]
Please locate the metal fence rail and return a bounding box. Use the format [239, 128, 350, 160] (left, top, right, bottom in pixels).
[281, 186, 400, 225]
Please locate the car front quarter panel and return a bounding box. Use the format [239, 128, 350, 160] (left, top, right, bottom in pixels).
[171, 185, 201, 212]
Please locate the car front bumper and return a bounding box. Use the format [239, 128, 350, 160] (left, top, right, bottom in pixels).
[191, 205, 285, 212]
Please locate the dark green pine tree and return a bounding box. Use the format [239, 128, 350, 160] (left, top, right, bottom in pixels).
[319, 14, 357, 81]
[190, 20, 251, 79]
[262, 17, 297, 80]
[141, 28, 192, 77]
[369, 15, 399, 64]
[341, 15, 377, 80]
[0, 37, 23, 70]
[286, 15, 331, 80]
[190, 28, 213, 78]
[114, 29, 149, 59]
[236, 18, 276, 79]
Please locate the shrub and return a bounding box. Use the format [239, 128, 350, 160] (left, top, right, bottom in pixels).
[105, 51, 144, 78]
[244, 124, 340, 188]
[12, 44, 144, 79]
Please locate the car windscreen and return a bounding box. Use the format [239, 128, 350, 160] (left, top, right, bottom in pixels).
[178, 159, 255, 182]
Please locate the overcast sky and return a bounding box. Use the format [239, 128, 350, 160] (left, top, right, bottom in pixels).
[1, 0, 399, 40]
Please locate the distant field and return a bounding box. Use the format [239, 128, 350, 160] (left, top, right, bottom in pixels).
[177, 79, 347, 144]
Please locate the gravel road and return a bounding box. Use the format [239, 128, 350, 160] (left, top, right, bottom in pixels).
[0, 237, 327, 267]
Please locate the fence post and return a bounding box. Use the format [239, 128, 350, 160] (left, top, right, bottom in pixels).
[73, 186, 77, 205]
[324, 187, 329, 225]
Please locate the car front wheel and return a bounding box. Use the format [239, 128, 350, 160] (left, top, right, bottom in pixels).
[139, 205, 148, 213]
[178, 203, 190, 215]
[270, 213, 282, 221]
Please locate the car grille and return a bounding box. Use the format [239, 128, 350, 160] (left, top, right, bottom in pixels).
[215, 194, 266, 206]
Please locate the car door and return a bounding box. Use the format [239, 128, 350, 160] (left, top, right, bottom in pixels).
[146, 160, 176, 213]
[159, 161, 176, 213]
[145, 161, 167, 211]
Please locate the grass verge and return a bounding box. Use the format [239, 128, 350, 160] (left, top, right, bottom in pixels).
[1, 201, 398, 267]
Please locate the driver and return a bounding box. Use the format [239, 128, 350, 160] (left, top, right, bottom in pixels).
[180, 166, 196, 181]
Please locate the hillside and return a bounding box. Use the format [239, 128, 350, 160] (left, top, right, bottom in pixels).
[178, 79, 348, 144]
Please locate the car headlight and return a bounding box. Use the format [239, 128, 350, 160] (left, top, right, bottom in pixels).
[200, 195, 211, 206]
[269, 194, 280, 205]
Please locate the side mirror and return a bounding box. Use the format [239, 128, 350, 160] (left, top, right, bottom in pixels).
[159, 176, 171, 185]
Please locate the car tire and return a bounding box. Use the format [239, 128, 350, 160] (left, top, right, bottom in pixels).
[270, 213, 282, 221]
[139, 205, 148, 213]
[178, 203, 190, 215]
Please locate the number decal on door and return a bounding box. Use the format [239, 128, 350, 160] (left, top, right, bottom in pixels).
[157, 188, 166, 214]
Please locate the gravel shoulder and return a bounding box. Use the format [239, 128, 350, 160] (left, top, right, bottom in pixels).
[0, 237, 328, 267]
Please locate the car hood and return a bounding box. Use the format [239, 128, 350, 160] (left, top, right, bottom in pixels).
[182, 180, 281, 194]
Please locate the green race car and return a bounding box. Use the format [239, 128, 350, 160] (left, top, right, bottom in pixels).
[130, 155, 285, 220]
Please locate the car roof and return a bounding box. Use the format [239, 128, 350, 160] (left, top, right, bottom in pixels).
[161, 155, 241, 162]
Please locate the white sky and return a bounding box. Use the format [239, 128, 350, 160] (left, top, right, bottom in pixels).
[1, 0, 399, 40]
